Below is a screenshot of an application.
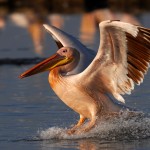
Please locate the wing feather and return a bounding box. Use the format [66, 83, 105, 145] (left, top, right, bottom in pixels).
[80, 20, 150, 103]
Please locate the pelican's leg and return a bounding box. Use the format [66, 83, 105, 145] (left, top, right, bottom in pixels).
[67, 115, 86, 134]
[75, 117, 97, 134]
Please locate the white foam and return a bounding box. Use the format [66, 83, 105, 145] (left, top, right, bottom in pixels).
[38, 111, 150, 141]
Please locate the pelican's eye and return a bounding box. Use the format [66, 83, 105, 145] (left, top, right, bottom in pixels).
[63, 49, 67, 53]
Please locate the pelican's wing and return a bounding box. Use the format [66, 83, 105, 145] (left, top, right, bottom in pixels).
[79, 20, 150, 103]
[43, 24, 95, 74]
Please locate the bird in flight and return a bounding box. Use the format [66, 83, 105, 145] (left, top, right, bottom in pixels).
[19, 20, 150, 134]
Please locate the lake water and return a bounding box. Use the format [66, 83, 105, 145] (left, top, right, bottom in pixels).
[0, 14, 150, 150]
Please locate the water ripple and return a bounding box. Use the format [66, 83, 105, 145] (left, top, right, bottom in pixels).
[38, 111, 150, 141]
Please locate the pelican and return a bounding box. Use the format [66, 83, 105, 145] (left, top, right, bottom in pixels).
[19, 20, 150, 134]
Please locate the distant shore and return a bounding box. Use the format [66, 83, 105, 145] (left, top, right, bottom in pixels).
[0, 0, 150, 16]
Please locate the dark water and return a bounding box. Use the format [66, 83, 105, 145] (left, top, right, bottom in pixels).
[1, 14, 150, 150]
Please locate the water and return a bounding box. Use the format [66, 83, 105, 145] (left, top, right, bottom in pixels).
[1, 66, 150, 150]
[0, 14, 150, 150]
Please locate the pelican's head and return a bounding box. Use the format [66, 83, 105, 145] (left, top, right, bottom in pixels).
[19, 47, 80, 78]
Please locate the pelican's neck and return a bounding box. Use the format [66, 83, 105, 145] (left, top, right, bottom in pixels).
[49, 68, 63, 88]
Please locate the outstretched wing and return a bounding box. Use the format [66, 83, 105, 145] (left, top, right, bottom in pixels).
[79, 20, 150, 103]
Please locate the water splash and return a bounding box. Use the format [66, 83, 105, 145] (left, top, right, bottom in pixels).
[38, 111, 150, 141]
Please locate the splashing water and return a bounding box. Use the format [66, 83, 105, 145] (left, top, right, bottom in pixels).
[38, 111, 150, 141]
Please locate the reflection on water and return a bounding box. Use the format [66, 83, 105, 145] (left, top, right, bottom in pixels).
[40, 138, 150, 150]
[49, 139, 150, 150]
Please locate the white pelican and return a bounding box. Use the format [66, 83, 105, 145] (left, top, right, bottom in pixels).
[19, 20, 150, 134]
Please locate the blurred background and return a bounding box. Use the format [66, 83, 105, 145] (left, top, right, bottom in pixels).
[0, 0, 150, 60]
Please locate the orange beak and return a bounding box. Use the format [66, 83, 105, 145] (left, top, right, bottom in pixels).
[19, 53, 72, 79]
